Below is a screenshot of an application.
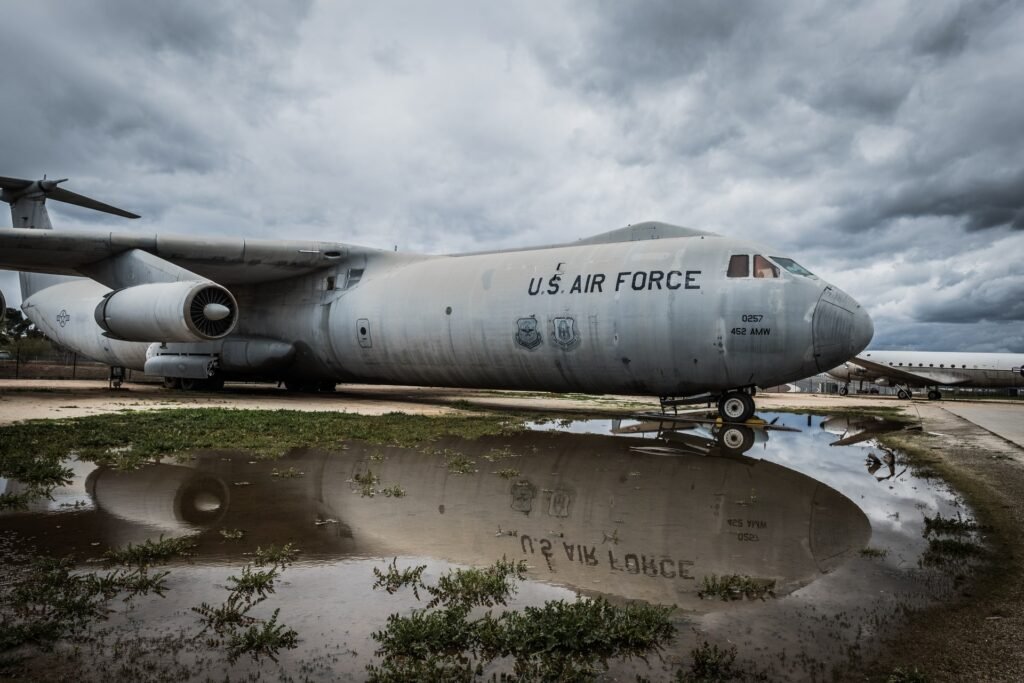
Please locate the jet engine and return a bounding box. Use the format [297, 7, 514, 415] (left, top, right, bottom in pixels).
[94, 281, 238, 342]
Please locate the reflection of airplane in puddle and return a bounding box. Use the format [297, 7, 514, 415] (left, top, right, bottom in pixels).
[613, 413, 798, 456]
[2, 429, 871, 611]
[819, 416, 910, 481]
[819, 415, 919, 447]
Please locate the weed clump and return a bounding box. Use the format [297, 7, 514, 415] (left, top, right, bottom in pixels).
[887, 665, 930, 682]
[367, 558, 675, 680]
[192, 545, 299, 663]
[923, 512, 988, 537]
[444, 452, 477, 475]
[860, 547, 888, 559]
[103, 534, 196, 566]
[920, 538, 987, 567]
[697, 574, 776, 601]
[0, 550, 169, 653]
[675, 641, 744, 682]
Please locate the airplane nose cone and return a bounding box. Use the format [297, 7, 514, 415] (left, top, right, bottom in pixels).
[851, 304, 874, 355]
[812, 286, 874, 372]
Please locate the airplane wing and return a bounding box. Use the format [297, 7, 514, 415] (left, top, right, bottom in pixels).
[0, 227, 387, 285]
[852, 355, 969, 386]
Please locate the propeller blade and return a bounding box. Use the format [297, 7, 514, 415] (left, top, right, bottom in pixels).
[48, 186, 140, 219]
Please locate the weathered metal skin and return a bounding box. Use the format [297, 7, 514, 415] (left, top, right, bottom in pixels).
[318, 236, 838, 394]
[17, 228, 871, 396]
[0, 173, 872, 399]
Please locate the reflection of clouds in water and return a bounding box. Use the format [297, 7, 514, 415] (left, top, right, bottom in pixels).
[555, 412, 963, 560]
[758, 413, 959, 556]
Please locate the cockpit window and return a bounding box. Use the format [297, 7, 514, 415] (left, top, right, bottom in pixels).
[727, 254, 749, 278]
[753, 255, 779, 278]
[770, 256, 815, 277]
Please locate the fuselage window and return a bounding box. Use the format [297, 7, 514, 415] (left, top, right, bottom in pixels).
[770, 256, 814, 277]
[753, 255, 779, 278]
[727, 255, 749, 278]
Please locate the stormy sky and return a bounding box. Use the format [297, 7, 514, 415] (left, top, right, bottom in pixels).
[1, 0, 1023, 352]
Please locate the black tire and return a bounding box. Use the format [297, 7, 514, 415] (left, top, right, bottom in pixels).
[162, 377, 181, 390]
[717, 392, 755, 422]
[838, 386, 849, 396]
[928, 390, 942, 400]
[180, 378, 199, 391]
[718, 425, 755, 455]
[897, 389, 910, 400]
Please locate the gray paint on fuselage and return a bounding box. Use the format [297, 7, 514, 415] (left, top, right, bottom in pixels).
[13, 224, 871, 396]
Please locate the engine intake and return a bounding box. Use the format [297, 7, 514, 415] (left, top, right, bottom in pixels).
[95, 281, 238, 342]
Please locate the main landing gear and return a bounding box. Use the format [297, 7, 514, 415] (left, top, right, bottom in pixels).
[717, 390, 756, 422]
[838, 385, 849, 396]
[927, 389, 943, 401]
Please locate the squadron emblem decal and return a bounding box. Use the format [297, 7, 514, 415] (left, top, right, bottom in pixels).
[552, 316, 580, 351]
[514, 316, 542, 350]
[56, 310, 70, 328]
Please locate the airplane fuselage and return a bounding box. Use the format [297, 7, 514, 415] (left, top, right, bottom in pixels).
[20, 230, 872, 397]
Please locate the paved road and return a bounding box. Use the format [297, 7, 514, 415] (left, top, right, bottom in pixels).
[939, 402, 1024, 449]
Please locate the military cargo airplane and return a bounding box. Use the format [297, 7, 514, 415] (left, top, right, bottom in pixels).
[828, 350, 1024, 400]
[0, 175, 872, 420]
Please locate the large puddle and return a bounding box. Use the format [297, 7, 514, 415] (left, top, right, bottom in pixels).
[0, 412, 982, 680]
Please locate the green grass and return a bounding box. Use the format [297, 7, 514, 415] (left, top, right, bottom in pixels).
[0, 409, 523, 509]
[367, 558, 676, 681]
[0, 408, 524, 471]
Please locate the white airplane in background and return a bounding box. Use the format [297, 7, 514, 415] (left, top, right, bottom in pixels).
[828, 350, 1024, 400]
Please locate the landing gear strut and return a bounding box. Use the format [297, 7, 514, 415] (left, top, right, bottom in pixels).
[717, 390, 755, 422]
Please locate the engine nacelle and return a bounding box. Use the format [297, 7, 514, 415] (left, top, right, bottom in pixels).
[95, 281, 238, 342]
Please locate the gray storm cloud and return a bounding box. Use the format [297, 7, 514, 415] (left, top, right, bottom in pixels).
[0, 0, 1021, 350]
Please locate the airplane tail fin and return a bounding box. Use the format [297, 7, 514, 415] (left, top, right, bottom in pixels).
[0, 175, 139, 299]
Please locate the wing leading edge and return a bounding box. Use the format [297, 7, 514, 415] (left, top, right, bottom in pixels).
[0, 227, 389, 285]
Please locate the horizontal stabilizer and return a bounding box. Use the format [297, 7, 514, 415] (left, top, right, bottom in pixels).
[0, 175, 139, 219]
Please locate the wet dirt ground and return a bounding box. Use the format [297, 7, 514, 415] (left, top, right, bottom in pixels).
[0, 407, 992, 681]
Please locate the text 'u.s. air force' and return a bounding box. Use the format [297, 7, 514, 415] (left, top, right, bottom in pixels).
[528, 270, 702, 296]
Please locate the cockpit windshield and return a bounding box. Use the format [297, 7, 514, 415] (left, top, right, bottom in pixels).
[753, 255, 779, 278]
[770, 256, 815, 277]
